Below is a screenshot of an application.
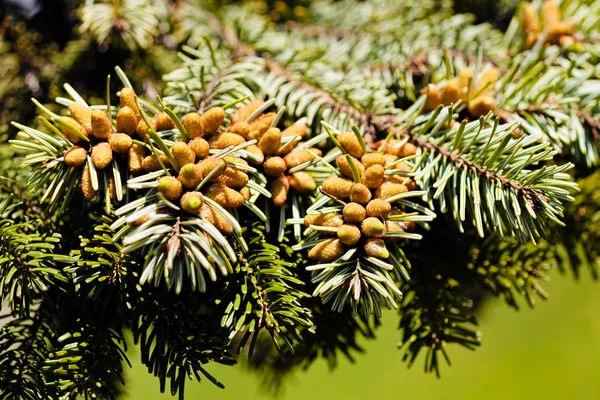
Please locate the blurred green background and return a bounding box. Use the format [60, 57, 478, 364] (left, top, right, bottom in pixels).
[122, 269, 600, 399]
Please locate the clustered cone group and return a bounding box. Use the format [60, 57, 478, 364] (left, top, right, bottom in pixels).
[522, 0, 579, 48]
[307, 134, 419, 263]
[59, 88, 147, 201]
[422, 66, 500, 118]
[227, 99, 319, 206]
[60, 93, 426, 249]
[152, 106, 258, 236]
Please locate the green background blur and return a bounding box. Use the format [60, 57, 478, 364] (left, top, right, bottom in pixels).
[122, 269, 600, 399]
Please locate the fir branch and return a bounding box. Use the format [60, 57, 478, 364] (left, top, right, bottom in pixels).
[265, 59, 371, 130]
[44, 323, 127, 400]
[393, 106, 577, 242]
[399, 225, 481, 376]
[552, 171, 600, 280]
[219, 224, 313, 358]
[0, 312, 56, 399]
[285, 21, 503, 67]
[131, 289, 235, 398]
[112, 195, 242, 294]
[66, 222, 141, 315]
[467, 237, 555, 309]
[398, 273, 480, 377]
[0, 206, 70, 317]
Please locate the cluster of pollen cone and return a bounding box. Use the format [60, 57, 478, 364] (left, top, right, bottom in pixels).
[306, 133, 420, 264]
[422, 66, 500, 119]
[522, 0, 579, 48]
[224, 99, 319, 207]
[55, 85, 426, 267]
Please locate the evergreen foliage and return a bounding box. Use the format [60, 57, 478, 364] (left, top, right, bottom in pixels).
[0, 0, 599, 398]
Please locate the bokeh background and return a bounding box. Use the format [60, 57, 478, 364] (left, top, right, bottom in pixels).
[122, 268, 600, 399]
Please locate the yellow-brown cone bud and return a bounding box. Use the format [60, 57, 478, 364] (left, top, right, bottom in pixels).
[189, 138, 210, 159]
[522, 3, 540, 34]
[108, 133, 133, 154]
[232, 99, 264, 124]
[401, 221, 417, 232]
[441, 79, 461, 105]
[201, 107, 225, 134]
[81, 162, 97, 200]
[374, 182, 408, 199]
[64, 146, 87, 167]
[361, 153, 386, 169]
[343, 202, 366, 224]
[386, 160, 412, 173]
[361, 165, 385, 189]
[547, 20, 575, 45]
[224, 155, 248, 166]
[171, 141, 195, 167]
[107, 176, 117, 201]
[376, 139, 417, 158]
[229, 121, 250, 140]
[258, 127, 282, 156]
[198, 158, 227, 182]
[178, 163, 203, 189]
[364, 238, 389, 259]
[283, 148, 322, 168]
[248, 112, 275, 140]
[240, 186, 251, 200]
[282, 123, 307, 139]
[200, 203, 233, 235]
[205, 184, 244, 208]
[58, 116, 87, 144]
[82, 123, 94, 138]
[141, 154, 170, 172]
[322, 176, 353, 199]
[308, 239, 346, 262]
[183, 113, 204, 139]
[181, 191, 203, 213]
[337, 131, 364, 158]
[457, 68, 475, 93]
[304, 212, 344, 228]
[289, 171, 316, 194]
[361, 217, 386, 238]
[136, 119, 153, 138]
[270, 175, 289, 206]
[279, 124, 308, 155]
[157, 176, 183, 201]
[208, 132, 245, 149]
[336, 155, 365, 179]
[422, 84, 442, 111]
[245, 144, 265, 165]
[542, 0, 560, 26]
[477, 67, 500, 95]
[264, 156, 287, 177]
[404, 178, 418, 191]
[384, 153, 398, 166]
[91, 142, 113, 169]
[386, 220, 405, 242]
[337, 224, 361, 246]
[119, 88, 139, 114]
[155, 112, 175, 131]
[69, 102, 91, 125]
[216, 168, 249, 189]
[116, 106, 137, 135]
[366, 199, 392, 217]
[128, 143, 145, 173]
[349, 183, 372, 204]
[468, 95, 496, 118]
